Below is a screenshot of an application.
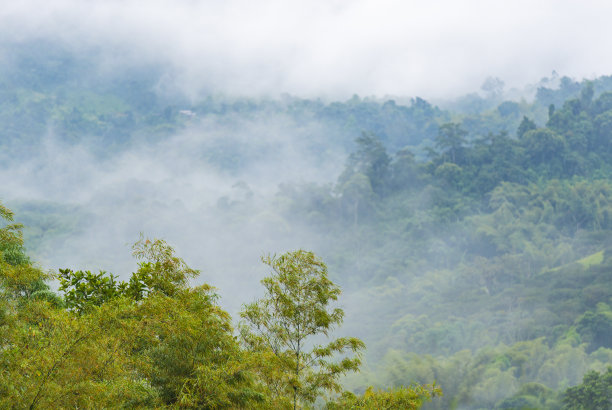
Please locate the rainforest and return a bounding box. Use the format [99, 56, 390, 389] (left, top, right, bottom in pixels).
[2, 2, 612, 409]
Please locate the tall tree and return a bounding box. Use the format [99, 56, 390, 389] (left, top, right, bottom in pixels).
[339, 132, 390, 196]
[240, 250, 365, 409]
[434, 123, 467, 164]
[517, 116, 537, 139]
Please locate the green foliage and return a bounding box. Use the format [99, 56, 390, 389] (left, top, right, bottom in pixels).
[240, 250, 365, 408]
[495, 382, 561, 409]
[5, 51, 612, 408]
[326, 384, 442, 409]
[0, 201, 28, 266]
[517, 116, 537, 138]
[576, 304, 612, 352]
[522, 128, 567, 171]
[126, 235, 199, 300]
[339, 132, 391, 197]
[58, 236, 199, 312]
[0, 202, 57, 306]
[434, 122, 467, 164]
[562, 367, 612, 409]
[0, 299, 161, 409]
[0, 202, 268, 409]
[58, 269, 123, 313]
[134, 287, 264, 408]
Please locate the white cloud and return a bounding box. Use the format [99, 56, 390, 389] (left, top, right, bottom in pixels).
[2, 0, 612, 98]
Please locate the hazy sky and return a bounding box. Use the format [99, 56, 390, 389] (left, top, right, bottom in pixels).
[2, 0, 611, 99]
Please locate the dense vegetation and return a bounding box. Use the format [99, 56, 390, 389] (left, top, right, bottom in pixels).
[0, 206, 440, 408]
[2, 40, 612, 408]
[273, 82, 612, 409]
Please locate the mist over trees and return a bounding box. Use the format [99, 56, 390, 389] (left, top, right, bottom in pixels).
[0, 209, 439, 408]
[1, 40, 612, 408]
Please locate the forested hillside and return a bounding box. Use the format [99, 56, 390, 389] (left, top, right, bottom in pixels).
[1, 40, 612, 408]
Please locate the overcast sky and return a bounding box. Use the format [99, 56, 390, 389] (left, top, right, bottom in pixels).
[2, 0, 611, 99]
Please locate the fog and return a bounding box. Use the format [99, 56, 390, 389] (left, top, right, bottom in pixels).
[2, 112, 345, 313]
[2, 0, 612, 99]
[0, 0, 606, 336]
[1, 3, 611, 406]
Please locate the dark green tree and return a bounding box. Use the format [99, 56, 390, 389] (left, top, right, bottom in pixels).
[521, 128, 567, 175]
[517, 116, 537, 139]
[576, 308, 612, 352]
[339, 132, 390, 196]
[434, 123, 467, 164]
[563, 367, 612, 410]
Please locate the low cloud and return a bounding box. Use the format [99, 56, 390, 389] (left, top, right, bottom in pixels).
[2, 112, 344, 313]
[1, 0, 611, 99]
